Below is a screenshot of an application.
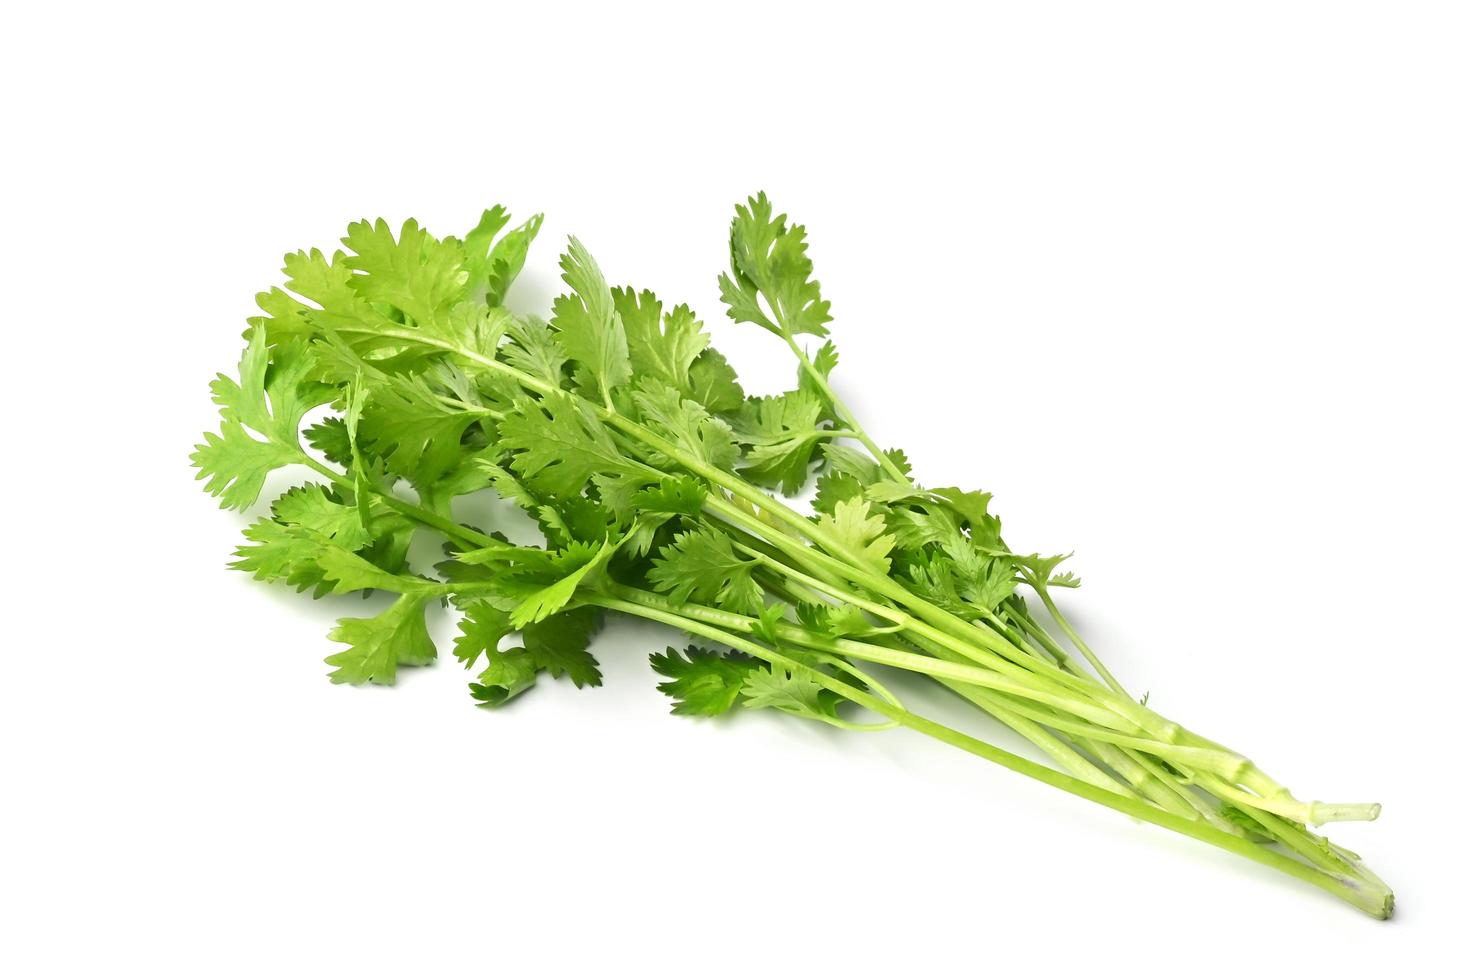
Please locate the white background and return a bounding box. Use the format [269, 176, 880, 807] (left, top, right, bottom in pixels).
[4, 2, 1470, 976]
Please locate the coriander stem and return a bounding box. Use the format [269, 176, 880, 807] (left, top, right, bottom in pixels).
[1034, 585, 1128, 696]
[781, 332, 911, 485]
[588, 593, 1392, 917]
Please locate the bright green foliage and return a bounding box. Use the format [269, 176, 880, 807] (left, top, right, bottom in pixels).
[552, 237, 631, 403]
[463, 206, 544, 306]
[731, 390, 828, 494]
[649, 646, 756, 716]
[740, 663, 840, 722]
[524, 607, 603, 688]
[815, 497, 896, 575]
[501, 315, 568, 385]
[719, 192, 831, 338]
[195, 195, 1393, 919]
[509, 538, 613, 628]
[325, 594, 436, 685]
[649, 526, 764, 614]
[632, 380, 740, 471]
[615, 289, 707, 389]
[356, 373, 480, 487]
[630, 476, 706, 517]
[449, 601, 513, 671]
[471, 648, 539, 706]
[341, 217, 467, 327]
[499, 394, 641, 499]
[192, 329, 329, 510]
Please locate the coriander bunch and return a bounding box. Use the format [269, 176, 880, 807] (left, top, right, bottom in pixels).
[194, 195, 1392, 916]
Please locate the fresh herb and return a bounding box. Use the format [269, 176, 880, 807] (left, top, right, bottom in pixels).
[194, 195, 1393, 917]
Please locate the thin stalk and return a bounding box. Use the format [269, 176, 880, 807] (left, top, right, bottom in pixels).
[1034, 584, 1128, 695]
[294, 452, 496, 550]
[782, 332, 911, 485]
[588, 593, 1393, 918]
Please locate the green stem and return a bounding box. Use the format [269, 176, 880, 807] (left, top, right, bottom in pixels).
[1034, 585, 1128, 696]
[588, 593, 1393, 918]
[294, 452, 496, 550]
[783, 333, 910, 485]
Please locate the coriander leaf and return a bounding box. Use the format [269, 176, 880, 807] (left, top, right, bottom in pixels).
[191, 422, 300, 511]
[752, 603, 787, 647]
[649, 526, 764, 614]
[462, 206, 545, 306]
[814, 497, 896, 575]
[452, 601, 514, 670]
[550, 237, 631, 403]
[632, 379, 740, 471]
[686, 348, 745, 413]
[325, 593, 436, 685]
[509, 538, 614, 628]
[194, 328, 329, 510]
[264, 247, 386, 340]
[614, 288, 712, 392]
[231, 515, 335, 595]
[720, 192, 831, 338]
[796, 602, 875, 638]
[630, 476, 707, 517]
[313, 538, 436, 596]
[470, 647, 539, 706]
[304, 416, 353, 466]
[501, 314, 568, 386]
[357, 372, 479, 487]
[271, 484, 372, 551]
[740, 664, 839, 721]
[649, 646, 757, 716]
[486, 215, 544, 307]
[499, 394, 642, 500]
[797, 339, 840, 415]
[731, 390, 826, 495]
[524, 607, 604, 688]
[341, 217, 468, 327]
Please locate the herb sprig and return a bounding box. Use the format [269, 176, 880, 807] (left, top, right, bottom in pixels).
[194, 194, 1393, 916]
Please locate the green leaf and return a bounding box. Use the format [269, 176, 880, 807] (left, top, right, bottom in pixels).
[632, 379, 740, 471]
[686, 348, 745, 413]
[501, 314, 568, 386]
[814, 497, 896, 575]
[630, 476, 707, 517]
[720, 192, 831, 338]
[314, 540, 436, 596]
[752, 603, 787, 647]
[732, 390, 826, 495]
[271, 484, 372, 551]
[649, 526, 764, 614]
[550, 237, 631, 402]
[524, 607, 604, 688]
[509, 539, 614, 629]
[614, 288, 712, 393]
[193, 328, 330, 510]
[462, 206, 544, 306]
[231, 515, 335, 595]
[325, 594, 435, 685]
[499, 394, 642, 499]
[192, 421, 300, 511]
[649, 646, 757, 716]
[341, 217, 468, 326]
[452, 601, 514, 670]
[470, 647, 539, 706]
[357, 372, 478, 487]
[796, 602, 876, 638]
[304, 416, 353, 466]
[798, 339, 840, 413]
[741, 664, 838, 721]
